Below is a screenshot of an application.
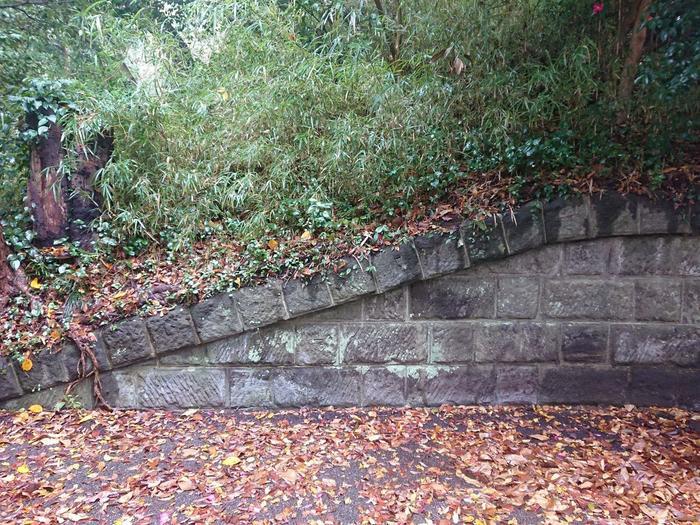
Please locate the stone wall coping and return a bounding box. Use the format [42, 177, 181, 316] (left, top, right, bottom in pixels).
[1, 191, 698, 405]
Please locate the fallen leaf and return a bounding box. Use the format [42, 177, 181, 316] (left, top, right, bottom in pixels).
[28, 404, 43, 413]
[17, 464, 30, 474]
[30, 278, 42, 289]
[178, 477, 195, 491]
[267, 239, 279, 250]
[300, 230, 313, 240]
[21, 358, 33, 372]
[222, 455, 241, 467]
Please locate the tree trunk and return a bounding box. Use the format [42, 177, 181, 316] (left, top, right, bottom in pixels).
[27, 112, 69, 247]
[68, 133, 113, 250]
[0, 223, 27, 309]
[618, 0, 652, 119]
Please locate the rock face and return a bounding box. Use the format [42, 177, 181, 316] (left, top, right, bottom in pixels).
[2, 193, 699, 409]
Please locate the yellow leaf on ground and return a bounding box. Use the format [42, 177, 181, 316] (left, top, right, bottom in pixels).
[17, 464, 30, 474]
[300, 230, 313, 240]
[28, 404, 43, 413]
[30, 278, 42, 289]
[21, 358, 33, 372]
[267, 239, 279, 250]
[222, 455, 241, 467]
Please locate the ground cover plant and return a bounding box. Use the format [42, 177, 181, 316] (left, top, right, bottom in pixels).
[0, 0, 698, 379]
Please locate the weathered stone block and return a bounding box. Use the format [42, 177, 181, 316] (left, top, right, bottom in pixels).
[612, 325, 700, 367]
[208, 329, 295, 365]
[561, 323, 608, 363]
[411, 277, 495, 319]
[138, 368, 225, 408]
[14, 348, 71, 392]
[101, 369, 139, 408]
[682, 280, 700, 324]
[327, 258, 375, 303]
[543, 196, 589, 243]
[497, 277, 539, 318]
[147, 307, 199, 354]
[638, 197, 690, 235]
[539, 367, 628, 404]
[232, 282, 287, 329]
[363, 366, 406, 406]
[295, 325, 337, 365]
[562, 239, 614, 275]
[502, 201, 545, 254]
[424, 365, 495, 405]
[302, 300, 363, 321]
[341, 325, 427, 364]
[102, 317, 154, 366]
[542, 279, 633, 320]
[675, 237, 700, 276]
[159, 346, 209, 366]
[431, 325, 474, 363]
[405, 366, 424, 405]
[474, 322, 558, 362]
[635, 280, 682, 322]
[692, 201, 700, 234]
[628, 367, 699, 408]
[229, 369, 274, 408]
[461, 218, 507, 263]
[372, 242, 422, 292]
[282, 277, 333, 317]
[365, 288, 405, 320]
[413, 232, 468, 278]
[0, 357, 22, 401]
[589, 192, 638, 237]
[0, 378, 94, 410]
[190, 294, 242, 343]
[496, 366, 538, 404]
[473, 244, 561, 275]
[91, 337, 113, 372]
[272, 367, 361, 407]
[609, 237, 676, 276]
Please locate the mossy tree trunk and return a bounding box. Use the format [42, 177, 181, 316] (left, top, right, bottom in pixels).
[0, 223, 27, 309]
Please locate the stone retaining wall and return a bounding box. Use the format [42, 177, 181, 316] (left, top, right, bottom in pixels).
[1, 193, 699, 409]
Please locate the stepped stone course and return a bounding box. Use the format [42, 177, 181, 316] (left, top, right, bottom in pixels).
[2, 192, 699, 410]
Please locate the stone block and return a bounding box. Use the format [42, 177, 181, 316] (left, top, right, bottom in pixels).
[301, 300, 363, 322]
[612, 325, 700, 367]
[208, 328, 295, 365]
[232, 282, 287, 329]
[692, 201, 700, 234]
[411, 277, 495, 319]
[638, 197, 690, 235]
[424, 365, 495, 405]
[102, 317, 154, 366]
[539, 367, 627, 404]
[413, 232, 468, 278]
[0, 357, 22, 401]
[474, 322, 558, 362]
[190, 294, 242, 343]
[147, 307, 199, 354]
[91, 337, 113, 372]
[282, 277, 333, 317]
[363, 366, 406, 406]
[14, 348, 71, 392]
[365, 288, 405, 320]
[675, 237, 700, 276]
[295, 325, 337, 365]
[474, 244, 562, 275]
[461, 218, 507, 263]
[628, 367, 699, 408]
[0, 378, 94, 410]
[635, 280, 682, 322]
[101, 369, 140, 408]
[589, 192, 638, 237]
[496, 366, 538, 403]
[229, 369, 274, 408]
[682, 280, 700, 324]
[341, 324, 427, 364]
[542, 279, 633, 320]
[138, 368, 225, 408]
[562, 239, 614, 275]
[561, 323, 608, 363]
[502, 201, 545, 254]
[159, 346, 209, 366]
[543, 196, 590, 243]
[372, 242, 422, 292]
[609, 237, 676, 276]
[326, 257, 376, 303]
[497, 277, 539, 318]
[272, 367, 361, 407]
[405, 366, 424, 405]
[431, 325, 474, 363]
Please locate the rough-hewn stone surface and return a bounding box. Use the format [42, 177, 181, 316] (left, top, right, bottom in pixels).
[4, 193, 699, 410]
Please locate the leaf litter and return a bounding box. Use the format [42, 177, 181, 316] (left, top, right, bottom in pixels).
[0, 405, 697, 524]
